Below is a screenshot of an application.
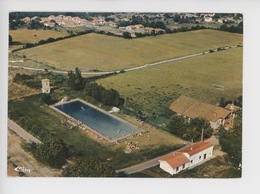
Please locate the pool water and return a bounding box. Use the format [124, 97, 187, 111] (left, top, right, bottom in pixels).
[54, 100, 137, 141]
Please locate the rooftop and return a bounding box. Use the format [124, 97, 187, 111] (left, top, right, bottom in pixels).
[178, 141, 214, 156]
[169, 96, 231, 122]
[159, 152, 189, 168]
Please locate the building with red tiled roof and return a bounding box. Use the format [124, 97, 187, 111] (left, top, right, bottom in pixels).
[159, 142, 214, 175]
[169, 95, 231, 129]
[126, 25, 137, 31]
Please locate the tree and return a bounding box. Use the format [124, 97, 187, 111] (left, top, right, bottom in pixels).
[173, 14, 181, 23]
[28, 19, 44, 30]
[101, 89, 122, 106]
[67, 67, 85, 90]
[41, 93, 52, 105]
[9, 19, 25, 30]
[167, 114, 187, 136]
[85, 82, 124, 106]
[63, 158, 116, 177]
[189, 117, 213, 141]
[35, 137, 68, 168]
[219, 111, 242, 165]
[123, 31, 132, 39]
[154, 21, 166, 30]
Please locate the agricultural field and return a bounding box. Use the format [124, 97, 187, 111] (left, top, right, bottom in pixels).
[9, 29, 69, 44]
[97, 47, 242, 118]
[14, 30, 242, 72]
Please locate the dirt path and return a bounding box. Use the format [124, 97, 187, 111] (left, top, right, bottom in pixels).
[7, 129, 61, 177]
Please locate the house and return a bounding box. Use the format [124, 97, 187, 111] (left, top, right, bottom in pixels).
[22, 17, 31, 24]
[159, 142, 214, 175]
[225, 103, 241, 112]
[44, 22, 55, 28]
[72, 17, 82, 24]
[107, 21, 117, 28]
[169, 96, 231, 129]
[126, 25, 136, 31]
[144, 27, 154, 34]
[204, 16, 213, 22]
[218, 18, 226, 23]
[135, 24, 144, 29]
[48, 15, 56, 20]
[154, 28, 165, 34]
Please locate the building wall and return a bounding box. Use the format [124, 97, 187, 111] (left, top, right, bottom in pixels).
[189, 146, 214, 168]
[159, 160, 190, 175]
[159, 146, 214, 175]
[159, 161, 174, 175]
[210, 119, 223, 129]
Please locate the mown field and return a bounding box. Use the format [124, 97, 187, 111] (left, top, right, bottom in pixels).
[15, 30, 243, 72]
[97, 47, 242, 118]
[9, 29, 69, 44]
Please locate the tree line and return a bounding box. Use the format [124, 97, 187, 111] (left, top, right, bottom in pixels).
[11, 29, 93, 51]
[67, 67, 124, 107]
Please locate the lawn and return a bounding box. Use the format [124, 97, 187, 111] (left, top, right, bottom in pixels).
[15, 30, 242, 72]
[97, 47, 242, 117]
[9, 29, 69, 44]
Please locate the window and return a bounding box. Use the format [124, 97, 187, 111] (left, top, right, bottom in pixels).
[176, 167, 179, 171]
[191, 160, 193, 164]
[183, 164, 185, 169]
[199, 156, 202, 159]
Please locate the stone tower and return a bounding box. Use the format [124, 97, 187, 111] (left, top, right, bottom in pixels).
[41, 79, 51, 93]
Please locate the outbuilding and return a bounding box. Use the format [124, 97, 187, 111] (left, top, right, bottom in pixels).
[159, 142, 214, 175]
[169, 96, 231, 129]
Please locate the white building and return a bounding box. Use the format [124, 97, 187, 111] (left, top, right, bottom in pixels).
[41, 79, 51, 93]
[204, 16, 213, 22]
[159, 142, 214, 175]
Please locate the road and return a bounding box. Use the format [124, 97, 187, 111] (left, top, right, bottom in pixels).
[9, 45, 240, 75]
[8, 119, 42, 144]
[116, 148, 184, 174]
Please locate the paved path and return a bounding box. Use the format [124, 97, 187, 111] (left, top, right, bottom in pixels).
[8, 119, 42, 144]
[116, 147, 185, 174]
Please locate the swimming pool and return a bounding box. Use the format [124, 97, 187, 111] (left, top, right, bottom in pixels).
[53, 99, 137, 142]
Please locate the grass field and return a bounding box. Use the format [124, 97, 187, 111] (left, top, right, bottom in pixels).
[9, 29, 69, 44]
[15, 30, 242, 72]
[97, 47, 242, 116]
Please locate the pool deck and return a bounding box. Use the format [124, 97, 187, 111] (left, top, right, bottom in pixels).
[50, 98, 142, 143]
